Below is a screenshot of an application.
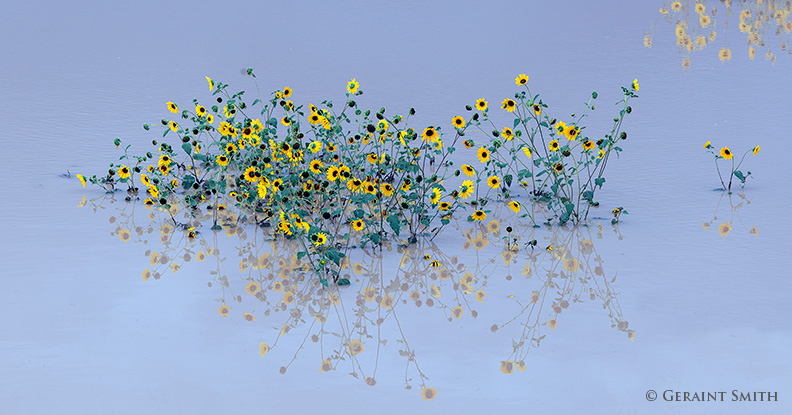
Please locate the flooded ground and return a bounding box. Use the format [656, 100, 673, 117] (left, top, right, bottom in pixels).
[1, 1, 791, 414]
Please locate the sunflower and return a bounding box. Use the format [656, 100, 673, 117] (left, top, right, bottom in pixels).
[421, 127, 438, 142]
[144, 198, 154, 205]
[632, 79, 640, 91]
[377, 119, 389, 132]
[597, 149, 605, 159]
[477, 147, 490, 163]
[118, 165, 130, 179]
[475, 98, 488, 111]
[168, 121, 178, 132]
[308, 113, 321, 125]
[347, 78, 359, 94]
[77, 173, 86, 188]
[461, 164, 476, 177]
[509, 201, 521, 213]
[195, 105, 206, 117]
[522, 146, 532, 158]
[719, 147, 732, 159]
[245, 281, 260, 295]
[583, 140, 595, 151]
[472, 210, 486, 221]
[140, 173, 150, 186]
[695, 3, 705, 14]
[158, 164, 170, 175]
[351, 219, 364, 231]
[515, 74, 529, 85]
[430, 187, 442, 204]
[217, 155, 229, 166]
[251, 119, 263, 132]
[671, 1, 681, 12]
[310, 159, 323, 174]
[548, 140, 559, 152]
[564, 125, 579, 140]
[460, 180, 474, 199]
[366, 153, 379, 164]
[547, 319, 557, 329]
[218, 305, 230, 317]
[487, 175, 500, 189]
[400, 181, 411, 192]
[167, 101, 178, 114]
[438, 201, 451, 211]
[452, 116, 465, 129]
[501, 98, 516, 112]
[753, 146, 760, 156]
[206, 114, 214, 124]
[225, 142, 237, 154]
[243, 312, 256, 322]
[719, 48, 731, 61]
[326, 143, 337, 152]
[463, 139, 474, 149]
[554, 163, 564, 173]
[283, 86, 292, 98]
[380, 183, 394, 196]
[308, 140, 322, 153]
[348, 339, 364, 355]
[421, 386, 438, 401]
[244, 166, 257, 182]
[501, 127, 514, 141]
[314, 232, 327, 246]
[280, 116, 291, 126]
[532, 103, 542, 117]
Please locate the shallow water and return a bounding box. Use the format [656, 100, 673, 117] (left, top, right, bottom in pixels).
[2, 0, 791, 414]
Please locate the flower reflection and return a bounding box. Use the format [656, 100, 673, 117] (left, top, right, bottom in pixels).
[646, 0, 791, 66]
[86, 194, 633, 400]
[702, 192, 758, 238]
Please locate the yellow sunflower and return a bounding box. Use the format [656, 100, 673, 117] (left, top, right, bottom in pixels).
[475, 98, 488, 111]
[452, 116, 465, 129]
[477, 147, 490, 163]
[502, 127, 514, 140]
[347, 78, 359, 94]
[719, 147, 733, 160]
[501, 98, 516, 112]
[487, 175, 500, 189]
[515, 74, 529, 85]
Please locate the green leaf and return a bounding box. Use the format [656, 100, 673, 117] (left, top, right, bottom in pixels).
[594, 177, 606, 188]
[181, 143, 192, 155]
[504, 174, 513, 187]
[513, 118, 520, 128]
[162, 129, 169, 138]
[387, 214, 401, 236]
[337, 278, 350, 286]
[266, 117, 278, 127]
[320, 278, 329, 287]
[733, 170, 745, 181]
[297, 251, 307, 260]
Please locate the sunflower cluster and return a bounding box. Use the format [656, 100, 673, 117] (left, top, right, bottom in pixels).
[703, 141, 759, 191]
[450, 75, 639, 224]
[646, 0, 792, 67]
[80, 70, 638, 285]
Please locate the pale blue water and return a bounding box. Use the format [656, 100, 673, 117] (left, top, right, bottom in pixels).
[1, 1, 791, 414]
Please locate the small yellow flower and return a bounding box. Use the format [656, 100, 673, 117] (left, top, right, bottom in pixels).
[487, 175, 500, 189]
[509, 201, 520, 213]
[259, 342, 269, 357]
[631, 79, 639, 91]
[548, 318, 558, 329]
[472, 210, 486, 221]
[218, 304, 230, 317]
[719, 147, 733, 160]
[475, 98, 488, 111]
[77, 174, 86, 188]
[753, 146, 760, 156]
[719, 47, 731, 61]
[421, 386, 438, 401]
[477, 147, 490, 163]
[502, 127, 514, 140]
[347, 78, 359, 94]
[704, 141, 711, 148]
[515, 74, 529, 85]
[452, 116, 465, 129]
[718, 222, 732, 237]
[167, 102, 178, 114]
[501, 98, 516, 112]
[206, 76, 214, 90]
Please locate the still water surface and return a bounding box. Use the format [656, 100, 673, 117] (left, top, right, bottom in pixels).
[1, 1, 791, 414]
